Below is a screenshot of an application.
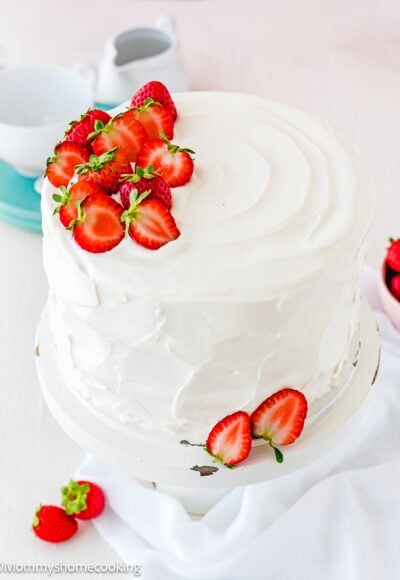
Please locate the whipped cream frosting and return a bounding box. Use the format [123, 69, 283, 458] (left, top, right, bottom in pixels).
[41, 91, 374, 442]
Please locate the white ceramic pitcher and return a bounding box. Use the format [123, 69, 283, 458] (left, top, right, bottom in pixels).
[95, 15, 189, 104]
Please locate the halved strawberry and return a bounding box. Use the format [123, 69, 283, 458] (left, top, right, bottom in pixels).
[119, 165, 172, 209]
[129, 98, 174, 140]
[121, 189, 180, 250]
[45, 141, 90, 188]
[76, 147, 132, 195]
[70, 191, 124, 253]
[52, 181, 106, 228]
[206, 411, 252, 468]
[65, 109, 112, 149]
[89, 109, 147, 162]
[250, 388, 308, 463]
[130, 81, 177, 121]
[136, 132, 194, 187]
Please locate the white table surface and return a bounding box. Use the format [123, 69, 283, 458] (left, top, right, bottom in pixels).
[0, 0, 399, 576]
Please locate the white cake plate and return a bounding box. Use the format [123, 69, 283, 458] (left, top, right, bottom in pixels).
[35, 297, 380, 514]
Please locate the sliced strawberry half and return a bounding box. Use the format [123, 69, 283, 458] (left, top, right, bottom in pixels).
[45, 141, 90, 188]
[136, 132, 194, 187]
[89, 109, 147, 162]
[70, 191, 124, 253]
[52, 181, 106, 228]
[119, 165, 172, 210]
[130, 81, 177, 121]
[206, 411, 252, 468]
[121, 189, 180, 250]
[64, 109, 112, 149]
[250, 388, 308, 463]
[129, 98, 174, 140]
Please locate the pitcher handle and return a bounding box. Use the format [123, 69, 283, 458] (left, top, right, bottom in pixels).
[156, 14, 176, 37]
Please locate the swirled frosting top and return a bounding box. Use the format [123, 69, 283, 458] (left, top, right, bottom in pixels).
[42, 91, 374, 301]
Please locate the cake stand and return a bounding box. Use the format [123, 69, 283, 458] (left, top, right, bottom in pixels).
[35, 297, 380, 514]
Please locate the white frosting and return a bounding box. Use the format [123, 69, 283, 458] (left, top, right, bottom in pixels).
[41, 92, 374, 442]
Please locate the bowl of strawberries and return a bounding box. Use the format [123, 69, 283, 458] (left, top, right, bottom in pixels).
[379, 237, 400, 330]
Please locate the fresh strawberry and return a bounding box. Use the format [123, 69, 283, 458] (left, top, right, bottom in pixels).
[89, 109, 147, 162]
[65, 109, 111, 149]
[206, 411, 252, 468]
[32, 505, 78, 543]
[136, 132, 194, 187]
[130, 81, 177, 121]
[76, 147, 132, 195]
[250, 388, 308, 463]
[45, 141, 90, 188]
[389, 274, 400, 301]
[387, 238, 400, 273]
[52, 181, 106, 228]
[61, 479, 105, 520]
[129, 98, 174, 140]
[121, 189, 180, 250]
[70, 191, 124, 253]
[119, 165, 172, 210]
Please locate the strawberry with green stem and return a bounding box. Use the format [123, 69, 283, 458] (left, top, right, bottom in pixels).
[69, 191, 125, 253]
[32, 505, 78, 543]
[250, 388, 308, 463]
[119, 165, 172, 209]
[64, 109, 111, 149]
[45, 141, 90, 188]
[88, 109, 147, 162]
[129, 98, 174, 140]
[136, 131, 195, 188]
[121, 188, 180, 250]
[76, 147, 132, 195]
[61, 479, 105, 520]
[52, 181, 106, 228]
[130, 80, 177, 121]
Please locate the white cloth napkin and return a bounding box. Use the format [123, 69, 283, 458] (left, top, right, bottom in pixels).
[76, 266, 400, 580]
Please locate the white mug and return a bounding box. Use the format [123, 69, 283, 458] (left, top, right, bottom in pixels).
[0, 65, 93, 177]
[93, 15, 189, 104]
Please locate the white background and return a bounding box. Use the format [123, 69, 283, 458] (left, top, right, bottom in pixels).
[0, 0, 399, 576]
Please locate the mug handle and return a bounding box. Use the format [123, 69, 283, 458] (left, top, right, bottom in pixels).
[156, 14, 176, 37]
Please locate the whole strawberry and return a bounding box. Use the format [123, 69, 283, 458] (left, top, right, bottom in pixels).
[387, 238, 400, 273]
[131, 80, 177, 121]
[65, 109, 111, 149]
[389, 275, 400, 301]
[76, 147, 132, 195]
[119, 165, 172, 209]
[32, 505, 78, 543]
[61, 480, 105, 520]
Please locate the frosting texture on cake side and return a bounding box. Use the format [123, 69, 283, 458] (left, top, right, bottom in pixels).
[42, 91, 374, 442]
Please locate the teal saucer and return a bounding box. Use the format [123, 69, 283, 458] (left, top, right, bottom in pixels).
[0, 160, 42, 233]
